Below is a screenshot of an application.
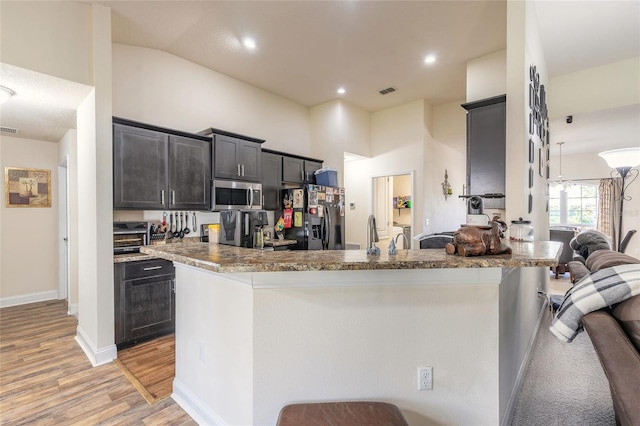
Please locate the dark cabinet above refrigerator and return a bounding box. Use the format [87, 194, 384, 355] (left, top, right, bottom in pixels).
[461, 95, 506, 209]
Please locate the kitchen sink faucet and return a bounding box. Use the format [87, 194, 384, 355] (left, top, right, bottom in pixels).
[394, 232, 409, 249]
[366, 215, 380, 255]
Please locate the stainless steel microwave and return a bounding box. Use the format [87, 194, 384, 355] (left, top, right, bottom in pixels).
[212, 180, 262, 210]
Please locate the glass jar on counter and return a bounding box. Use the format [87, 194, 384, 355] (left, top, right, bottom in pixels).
[510, 218, 534, 242]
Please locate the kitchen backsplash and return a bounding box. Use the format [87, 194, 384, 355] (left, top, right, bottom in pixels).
[113, 210, 276, 239]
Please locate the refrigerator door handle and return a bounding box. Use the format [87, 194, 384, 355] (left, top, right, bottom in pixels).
[323, 205, 330, 249]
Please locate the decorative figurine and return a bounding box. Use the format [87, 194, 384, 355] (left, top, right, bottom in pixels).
[445, 219, 512, 257]
[388, 238, 397, 255]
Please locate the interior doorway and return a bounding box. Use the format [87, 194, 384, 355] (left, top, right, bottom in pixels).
[372, 172, 414, 251]
[58, 158, 70, 309]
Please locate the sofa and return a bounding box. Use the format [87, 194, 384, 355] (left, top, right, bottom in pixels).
[564, 250, 640, 426]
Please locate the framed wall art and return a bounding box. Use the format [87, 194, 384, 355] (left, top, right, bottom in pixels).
[4, 167, 51, 207]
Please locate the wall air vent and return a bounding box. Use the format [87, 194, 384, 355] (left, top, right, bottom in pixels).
[0, 126, 19, 134]
[378, 87, 397, 95]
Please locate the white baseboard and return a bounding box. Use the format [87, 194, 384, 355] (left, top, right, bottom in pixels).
[500, 298, 548, 426]
[75, 325, 117, 367]
[67, 303, 79, 318]
[0, 290, 58, 308]
[172, 379, 226, 426]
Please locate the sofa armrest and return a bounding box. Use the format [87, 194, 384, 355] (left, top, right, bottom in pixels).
[567, 261, 589, 284]
[582, 311, 640, 426]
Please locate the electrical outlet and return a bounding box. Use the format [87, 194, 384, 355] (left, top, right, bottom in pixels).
[198, 341, 206, 363]
[418, 366, 433, 390]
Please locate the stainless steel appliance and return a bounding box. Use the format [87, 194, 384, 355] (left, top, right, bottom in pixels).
[282, 185, 345, 250]
[113, 221, 149, 254]
[212, 180, 262, 211]
[219, 210, 269, 248]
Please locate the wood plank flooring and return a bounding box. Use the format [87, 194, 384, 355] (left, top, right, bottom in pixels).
[115, 334, 175, 404]
[0, 300, 196, 425]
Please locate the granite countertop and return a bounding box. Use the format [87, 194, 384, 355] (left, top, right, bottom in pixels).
[113, 236, 202, 263]
[140, 241, 562, 273]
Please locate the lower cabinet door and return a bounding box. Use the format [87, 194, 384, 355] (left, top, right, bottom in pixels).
[123, 274, 175, 342]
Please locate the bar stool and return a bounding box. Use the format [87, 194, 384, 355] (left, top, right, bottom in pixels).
[276, 401, 408, 426]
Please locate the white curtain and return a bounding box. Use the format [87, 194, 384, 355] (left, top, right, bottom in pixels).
[597, 178, 616, 248]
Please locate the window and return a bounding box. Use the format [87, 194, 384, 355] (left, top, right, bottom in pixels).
[549, 183, 598, 228]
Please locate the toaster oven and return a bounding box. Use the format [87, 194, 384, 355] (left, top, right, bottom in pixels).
[113, 221, 149, 254]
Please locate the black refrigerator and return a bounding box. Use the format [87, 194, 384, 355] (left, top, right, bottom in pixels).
[282, 185, 345, 250]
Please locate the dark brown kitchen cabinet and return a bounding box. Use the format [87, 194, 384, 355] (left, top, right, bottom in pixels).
[282, 157, 322, 184]
[303, 160, 322, 183]
[461, 95, 506, 209]
[113, 118, 211, 210]
[168, 135, 211, 210]
[261, 151, 283, 210]
[113, 123, 168, 209]
[114, 259, 175, 347]
[212, 134, 262, 182]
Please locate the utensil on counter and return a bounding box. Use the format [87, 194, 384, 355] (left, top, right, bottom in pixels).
[161, 211, 167, 233]
[184, 211, 191, 235]
[192, 212, 197, 234]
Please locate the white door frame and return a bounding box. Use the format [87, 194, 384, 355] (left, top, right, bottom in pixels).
[58, 157, 70, 304]
[370, 170, 415, 248]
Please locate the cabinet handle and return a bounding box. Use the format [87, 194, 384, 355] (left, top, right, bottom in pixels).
[241, 164, 245, 177]
[143, 266, 163, 271]
[237, 164, 241, 176]
[171, 190, 176, 205]
[301, 171, 304, 181]
[161, 190, 165, 205]
[172, 278, 176, 293]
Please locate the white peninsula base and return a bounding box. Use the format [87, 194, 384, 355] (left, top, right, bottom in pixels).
[169, 264, 548, 426]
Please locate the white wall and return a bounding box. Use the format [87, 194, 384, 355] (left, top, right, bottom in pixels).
[432, 99, 467, 154]
[466, 50, 507, 103]
[549, 57, 640, 119]
[344, 98, 467, 248]
[58, 130, 79, 311]
[74, 4, 116, 366]
[0, 1, 93, 86]
[310, 100, 371, 187]
[504, 1, 549, 242]
[0, 136, 59, 306]
[112, 44, 311, 156]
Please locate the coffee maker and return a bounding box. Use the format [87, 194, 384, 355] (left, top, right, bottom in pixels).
[219, 210, 269, 248]
[466, 195, 490, 226]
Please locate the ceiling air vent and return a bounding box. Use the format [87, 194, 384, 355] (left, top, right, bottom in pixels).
[378, 87, 397, 95]
[0, 126, 19, 134]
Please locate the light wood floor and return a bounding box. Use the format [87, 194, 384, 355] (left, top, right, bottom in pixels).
[116, 333, 175, 404]
[0, 300, 195, 425]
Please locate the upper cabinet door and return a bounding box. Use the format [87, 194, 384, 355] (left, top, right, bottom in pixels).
[168, 135, 211, 210]
[282, 156, 304, 183]
[113, 123, 168, 209]
[238, 140, 262, 182]
[261, 152, 283, 210]
[304, 160, 322, 183]
[463, 96, 506, 209]
[213, 135, 242, 179]
[213, 134, 262, 182]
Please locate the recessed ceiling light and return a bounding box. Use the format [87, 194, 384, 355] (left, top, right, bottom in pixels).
[423, 55, 437, 64]
[337, 87, 346, 95]
[0, 86, 16, 104]
[243, 37, 256, 50]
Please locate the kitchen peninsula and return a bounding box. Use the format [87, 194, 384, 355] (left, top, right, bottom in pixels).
[141, 242, 561, 426]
